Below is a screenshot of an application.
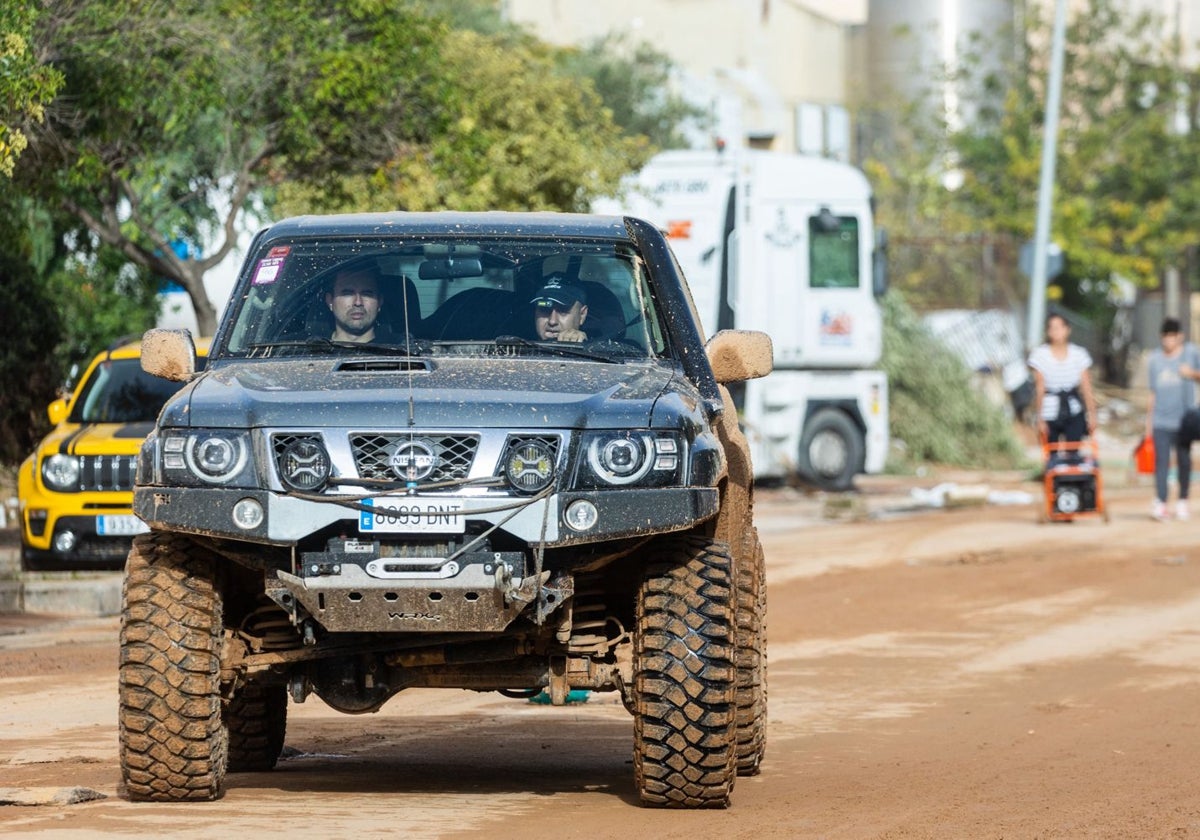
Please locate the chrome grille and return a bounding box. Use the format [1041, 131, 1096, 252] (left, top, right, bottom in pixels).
[79, 455, 137, 492]
[351, 434, 479, 484]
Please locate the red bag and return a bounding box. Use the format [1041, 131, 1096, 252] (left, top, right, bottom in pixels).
[1134, 435, 1155, 474]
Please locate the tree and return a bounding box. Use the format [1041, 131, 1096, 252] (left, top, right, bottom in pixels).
[275, 27, 650, 215]
[860, 0, 1200, 319]
[0, 242, 63, 464]
[415, 0, 706, 150]
[18, 0, 655, 336]
[554, 34, 709, 151]
[0, 3, 62, 178]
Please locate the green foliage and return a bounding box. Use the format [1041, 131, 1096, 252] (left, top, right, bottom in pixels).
[881, 292, 1025, 470]
[277, 28, 651, 215]
[45, 254, 161, 374]
[0, 248, 63, 464]
[414, 1, 706, 149]
[861, 0, 1200, 314]
[18, 0, 681, 334]
[554, 34, 709, 151]
[0, 3, 63, 178]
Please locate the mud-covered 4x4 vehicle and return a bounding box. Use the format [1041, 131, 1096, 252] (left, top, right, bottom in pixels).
[121, 212, 772, 808]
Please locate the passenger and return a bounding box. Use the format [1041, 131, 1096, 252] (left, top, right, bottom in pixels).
[325, 267, 389, 343]
[531, 275, 589, 342]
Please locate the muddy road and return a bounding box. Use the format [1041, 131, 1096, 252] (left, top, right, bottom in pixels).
[4, 478, 1200, 838]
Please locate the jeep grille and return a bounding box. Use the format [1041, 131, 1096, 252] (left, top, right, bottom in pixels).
[79, 455, 137, 492]
[351, 434, 480, 484]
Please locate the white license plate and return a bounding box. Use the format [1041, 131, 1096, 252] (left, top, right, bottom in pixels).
[359, 499, 465, 534]
[97, 515, 150, 536]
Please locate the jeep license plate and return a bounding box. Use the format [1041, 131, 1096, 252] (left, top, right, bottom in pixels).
[97, 515, 150, 536]
[359, 499, 466, 534]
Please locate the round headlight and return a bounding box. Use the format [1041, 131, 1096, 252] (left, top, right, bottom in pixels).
[42, 454, 81, 492]
[186, 434, 247, 483]
[504, 440, 555, 494]
[279, 438, 331, 492]
[588, 434, 653, 485]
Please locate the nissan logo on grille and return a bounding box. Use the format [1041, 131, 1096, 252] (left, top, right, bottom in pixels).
[389, 440, 438, 482]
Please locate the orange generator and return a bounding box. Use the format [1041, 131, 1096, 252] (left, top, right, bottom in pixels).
[1041, 438, 1109, 523]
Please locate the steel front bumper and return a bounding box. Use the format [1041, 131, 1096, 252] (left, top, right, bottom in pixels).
[133, 486, 719, 547]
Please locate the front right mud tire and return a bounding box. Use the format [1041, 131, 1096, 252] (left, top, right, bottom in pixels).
[633, 535, 738, 808]
[119, 532, 227, 801]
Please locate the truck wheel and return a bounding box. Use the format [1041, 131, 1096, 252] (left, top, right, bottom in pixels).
[735, 533, 767, 776]
[633, 535, 737, 808]
[119, 532, 227, 801]
[226, 683, 288, 772]
[799, 408, 864, 492]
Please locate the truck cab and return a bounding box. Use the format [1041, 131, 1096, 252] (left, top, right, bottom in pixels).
[601, 149, 889, 490]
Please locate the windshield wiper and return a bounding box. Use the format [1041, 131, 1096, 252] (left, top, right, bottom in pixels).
[492, 335, 620, 362]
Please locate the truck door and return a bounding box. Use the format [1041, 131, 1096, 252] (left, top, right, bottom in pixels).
[758, 204, 881, 369]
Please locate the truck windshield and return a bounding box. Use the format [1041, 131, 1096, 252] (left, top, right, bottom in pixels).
[809, 216, 860, 289]
[219, 236, 667, 360]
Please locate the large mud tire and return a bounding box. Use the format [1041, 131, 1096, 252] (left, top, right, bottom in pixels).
[735, 532, 768, 775]
[226, 683, 288, 772]
[119, 532, 227, 801]
[633, 535, 737, 808]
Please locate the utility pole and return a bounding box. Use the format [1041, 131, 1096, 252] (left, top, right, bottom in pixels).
[1026, 0, 1068, 350]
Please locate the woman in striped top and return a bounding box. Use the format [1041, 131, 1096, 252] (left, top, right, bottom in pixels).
[1028, 313, 1097, 445]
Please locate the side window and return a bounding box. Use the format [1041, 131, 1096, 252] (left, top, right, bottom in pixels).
[809, 215, 860, 289]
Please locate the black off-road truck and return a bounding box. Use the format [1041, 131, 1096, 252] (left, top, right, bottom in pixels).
[121, 212, 772, 808]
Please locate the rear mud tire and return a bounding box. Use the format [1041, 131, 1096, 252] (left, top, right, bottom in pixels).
[633, 535, 737, 808]
[226, 683, 288, 773]
[119, 532, 227, 801]
[735, 532, 768, 776]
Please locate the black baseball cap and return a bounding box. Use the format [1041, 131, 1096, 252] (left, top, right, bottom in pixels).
[530, 276, 587, 308]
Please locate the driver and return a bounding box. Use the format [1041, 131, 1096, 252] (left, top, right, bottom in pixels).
[325, 266, 390, 343]
[531, 275, 589, 342]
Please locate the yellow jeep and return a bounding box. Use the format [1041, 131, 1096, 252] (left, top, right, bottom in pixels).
[18, 337, 209, 571]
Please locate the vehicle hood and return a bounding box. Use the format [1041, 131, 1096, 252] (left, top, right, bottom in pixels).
[162, 357, 687, 430]
[38, 421, 155, 457]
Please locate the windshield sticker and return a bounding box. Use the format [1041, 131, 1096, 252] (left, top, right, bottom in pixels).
[252, 253, 288, 286]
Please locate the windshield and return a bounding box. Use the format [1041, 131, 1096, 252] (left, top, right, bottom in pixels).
[219, 235, 669, 360]
[69, 357, 201, 424]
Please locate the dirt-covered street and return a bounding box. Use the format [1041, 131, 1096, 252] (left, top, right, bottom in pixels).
[4, 475, 1200, 838]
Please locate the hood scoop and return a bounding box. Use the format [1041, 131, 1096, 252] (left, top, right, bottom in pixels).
[335, 358, 431, 373]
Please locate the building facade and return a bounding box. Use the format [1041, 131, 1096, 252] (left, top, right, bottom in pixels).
[502, 0, 862, 155]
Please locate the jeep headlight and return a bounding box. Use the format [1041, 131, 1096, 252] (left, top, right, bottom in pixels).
[575, 431, 684, 489]
[162, 431, 253, 486]
[42, 454, 81, 492]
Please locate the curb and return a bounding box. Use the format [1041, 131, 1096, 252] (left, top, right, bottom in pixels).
[1, 540, 122, 617]
[0, 575, 123, 617]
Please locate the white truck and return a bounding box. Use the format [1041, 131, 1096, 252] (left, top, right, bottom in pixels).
[600, 149, 889, 490]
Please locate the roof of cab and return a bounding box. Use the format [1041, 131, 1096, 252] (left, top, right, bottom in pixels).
[260, 211, 633, 241]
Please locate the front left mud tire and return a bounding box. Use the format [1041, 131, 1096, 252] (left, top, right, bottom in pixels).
[119, 532, 228, 801]
[633, 535, 738, 808]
